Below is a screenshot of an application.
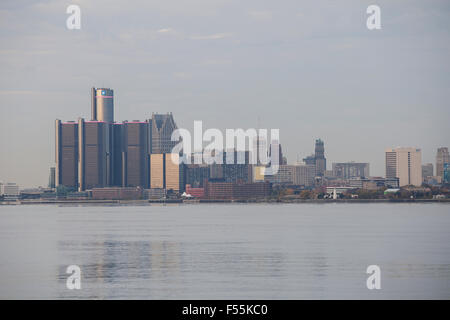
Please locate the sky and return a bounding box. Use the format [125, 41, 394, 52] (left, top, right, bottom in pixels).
[0, 0, 449, 188]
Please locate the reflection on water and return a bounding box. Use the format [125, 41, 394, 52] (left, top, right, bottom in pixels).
[0, 203, 449, 299]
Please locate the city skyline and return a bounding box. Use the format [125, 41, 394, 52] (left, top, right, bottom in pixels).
[0, 84, 447, 189]
[1, 87, 448, 188]
[1, 0, 450, 187]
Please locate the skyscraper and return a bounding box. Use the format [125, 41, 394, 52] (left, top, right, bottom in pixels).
[421, 163, 434, 182]
[165, 153, 181, 192]
[150, 153, 184, 192]
[48, 167, 55, 189]
[332, 162, 370, 179]
[55, 120, 79, 189]
[150, 153, 164, 189]
[149, 113, 178, 154]
[436, 147, 449, 180]
[385, 147, 422, 187]
[111, 123, 124, 186]
[91, 87, 114, 123]
[122, 121, 150, 188]
[314, 139, 326, 176]
[55, 88, 186, 191]
[78, 119, 109, 190]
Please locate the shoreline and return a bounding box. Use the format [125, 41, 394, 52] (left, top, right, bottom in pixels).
[0, 198, 449, 205]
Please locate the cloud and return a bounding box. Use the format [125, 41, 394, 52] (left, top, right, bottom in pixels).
[157, 28, 173, 33]
[190, 32, 232, 40]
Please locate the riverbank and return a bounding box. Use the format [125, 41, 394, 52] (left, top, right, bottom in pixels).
[1, 198, 449, 205]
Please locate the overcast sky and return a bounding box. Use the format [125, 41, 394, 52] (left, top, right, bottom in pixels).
[1, 0, 449, 187]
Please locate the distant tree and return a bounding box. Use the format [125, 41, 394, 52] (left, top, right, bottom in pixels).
[56, 185, 68, 196]
[299, 190, 311, 200]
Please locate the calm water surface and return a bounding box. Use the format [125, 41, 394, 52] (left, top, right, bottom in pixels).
[0, 203, 449, 299]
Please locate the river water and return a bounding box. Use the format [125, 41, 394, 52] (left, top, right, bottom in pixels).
[0, 203, 449, 299]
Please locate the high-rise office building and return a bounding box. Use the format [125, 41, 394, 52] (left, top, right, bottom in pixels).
[314, 139, 326, 176]
[91, 87, 114, 123]
[444, 163, 449, 184]
[55, 120, 79, 189]
[264, 164, 315, 186]
[150, 153, 184, 192]
[436, 147, 449, 180]
[185, 164, 210, 187]
[111, 123, 124, 186]
[302, 154, 316, 177]
[332, 162, 370, 179]
[150, 153, 164, 189]
[385, 147, 422, 187]
[48, 167, 56, 189]
[78, 119, 109, 190]
[55, 88, 191, 191]
[421, 163, 434, 182]
[149, 113, 178, 154]
[165, 153, 181, 192]
[122, 121, 150, 188]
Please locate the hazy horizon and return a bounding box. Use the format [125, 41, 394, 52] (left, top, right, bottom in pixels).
[1, 0, 449, 188]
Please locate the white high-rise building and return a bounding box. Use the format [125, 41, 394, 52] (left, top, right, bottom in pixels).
[385, 147, 422, 187]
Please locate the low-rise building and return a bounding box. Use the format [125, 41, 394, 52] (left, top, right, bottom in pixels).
[144, 188, 166, 200]
[0, 183, 20, 200]
[185, 185, 205, 198]
[91, 187, 142, 200]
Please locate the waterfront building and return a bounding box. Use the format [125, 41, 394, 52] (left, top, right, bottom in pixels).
[185, 164, 210, 187]
[91, 87, 114, 123]
[144, 188, 166, 200]
[150, 153, 164, 189]
[91, 187, 142, 200]
[422, 163, 434, 182]
[78, 119, 109, 190]
[185, 184, 205, 198]
[436, 147, 449, 180]
[48, 167, 56, 189]
[149, 153, 184, 192]
[332, 162, 370, 179]
[149, 113, 178, 154]
[111, 123, 124, 186]
[264, 164, 315, 187]
[348, 177, 399, 189]
[122, 121, 150, 188]
[314, 139, 326, 176]
[203, 181, 271, 200]
[385, 147, 422, 187]
[0, 182, 20, 200]
[55, 120, 79, 189]
[165, 153, 182, 192]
